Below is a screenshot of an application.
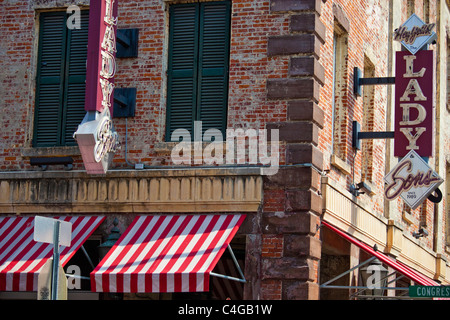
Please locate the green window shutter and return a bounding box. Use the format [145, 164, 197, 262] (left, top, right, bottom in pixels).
[34, 12, 67, 147]
[198, 1, 230, 136]
[34, 10, 89, 147]
[166, 4, 199, 140]
[62, 10, 89, 145]
[166, 1, 230, 141]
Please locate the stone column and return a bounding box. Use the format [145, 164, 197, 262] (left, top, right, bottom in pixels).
[261, 0, 325, 300]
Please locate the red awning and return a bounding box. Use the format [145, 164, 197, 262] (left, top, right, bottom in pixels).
[0, 215, 105, 291]
[90, 214, 246, 293]
[323, 221, 439, 286]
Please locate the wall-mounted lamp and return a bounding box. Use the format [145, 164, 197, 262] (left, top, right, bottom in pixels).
[350, 181, 373, 197]
[98, 218, 122, 300]
[360, 258, 389, 299]
[412, 228, 429, 239]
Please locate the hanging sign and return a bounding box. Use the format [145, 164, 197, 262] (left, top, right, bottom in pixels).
[384, 150, 443, 210]
[34, 216, 72, 247]
[85, 0, 118, 115]
[393, 13, 436, 55]
[76, 0, 119, 174]
[394, 50, 434, 158]
[74, 108, 119, 174]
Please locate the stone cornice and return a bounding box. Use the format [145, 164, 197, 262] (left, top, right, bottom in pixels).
[0, 168, 263, 214]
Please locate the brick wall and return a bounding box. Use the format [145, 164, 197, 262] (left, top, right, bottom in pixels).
[0, 2, 35, 171]
[1, 0, 449, 299]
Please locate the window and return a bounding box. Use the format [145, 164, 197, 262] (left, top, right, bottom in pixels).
[423, 0, 430, 23]
[446, 165, 450, 245]
[407, 0, 415, 17]
[33, 10, 89, 147]
[362, 56, 375, 182]
[331, 25, 349, 161]
[165, 1, 231, 141]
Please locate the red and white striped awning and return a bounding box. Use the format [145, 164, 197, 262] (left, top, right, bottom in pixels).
[0, 215, 105, 291]
[322, 221, 440, 286]
[90, 214, 246, 293]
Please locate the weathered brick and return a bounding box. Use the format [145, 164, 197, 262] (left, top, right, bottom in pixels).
[290, 13, 326, 44]
[287, 101, 324, 128]
[264, 166, 321, 190]
[283, 281, 320, 300]
[266, 121, 319, 145]
[270, 0, 321, 14]
[284, 235, 321, 259]
[289, 56, 325, 85]
[266, 78, 321, 103]
[285, 189, 322, 214]
[262, 257, 313, 281]
[286, 143, 323, 170]
[261, 280, 282, 300]
[267, 34, 321, 57]
[262, 211, 320, 235]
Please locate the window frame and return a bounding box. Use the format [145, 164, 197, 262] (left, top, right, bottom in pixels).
[33, 10, 89, 148]
[165, 0, 231, 142]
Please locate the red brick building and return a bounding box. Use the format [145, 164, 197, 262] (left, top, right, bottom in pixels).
[0, 0, 449, 300]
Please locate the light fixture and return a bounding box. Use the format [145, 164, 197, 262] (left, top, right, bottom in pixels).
[98, 218, 122, 300]
[98, 218, 121, 260]
[360, 258, 389, 299]
[350, 181, 373, 197]
[412, 228, 429, 239]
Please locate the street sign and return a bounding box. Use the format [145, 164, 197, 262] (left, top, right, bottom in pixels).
[409, 286, 450, 298]
[37, 259, 68, 300]
[33, 216, 72, 300]
[384, 150, 443, 209]
[34, 216, 72, 247]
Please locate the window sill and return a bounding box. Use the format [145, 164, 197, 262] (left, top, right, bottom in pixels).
[21, 146, 80, 158]
[330, 154, 351, 175]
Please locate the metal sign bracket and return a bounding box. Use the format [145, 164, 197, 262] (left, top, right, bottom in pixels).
[353, 67, 395, 96]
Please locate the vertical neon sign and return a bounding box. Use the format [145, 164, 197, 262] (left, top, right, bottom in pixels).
[74, 0, 119, 174]
[85, 0, 118, 116]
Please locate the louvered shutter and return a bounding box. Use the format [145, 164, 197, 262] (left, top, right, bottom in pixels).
[34, 12, 67, 147]
[34, 10, 88, 147]
[166, 1, 230, 141]
[63, 10, 89, 145]
[198, 1, 230, 136]
[166, 4, 199, 140]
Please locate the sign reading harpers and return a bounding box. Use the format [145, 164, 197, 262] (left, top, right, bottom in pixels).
[74, 0, 119, 174]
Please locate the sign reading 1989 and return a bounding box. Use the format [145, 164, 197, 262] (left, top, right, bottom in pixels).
[409, 286, 450, 298]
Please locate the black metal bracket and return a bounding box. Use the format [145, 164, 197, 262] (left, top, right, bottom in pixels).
[350, 181, 374, 197]
[113, 88, 136, 118]
[30, 157, 73, 171]
[352, 121, 394, 150]
[116, 29, 139, 58]
[427, 188, 442, 203]
[353, 67, 395, 96]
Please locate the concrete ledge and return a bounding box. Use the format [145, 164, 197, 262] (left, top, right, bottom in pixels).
[0, 168, 263, 213]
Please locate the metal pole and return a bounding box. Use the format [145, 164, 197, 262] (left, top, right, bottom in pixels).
[227, 245, 246, 283]
[51, 220, 60, 300]
[320, 256, 376, 288]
